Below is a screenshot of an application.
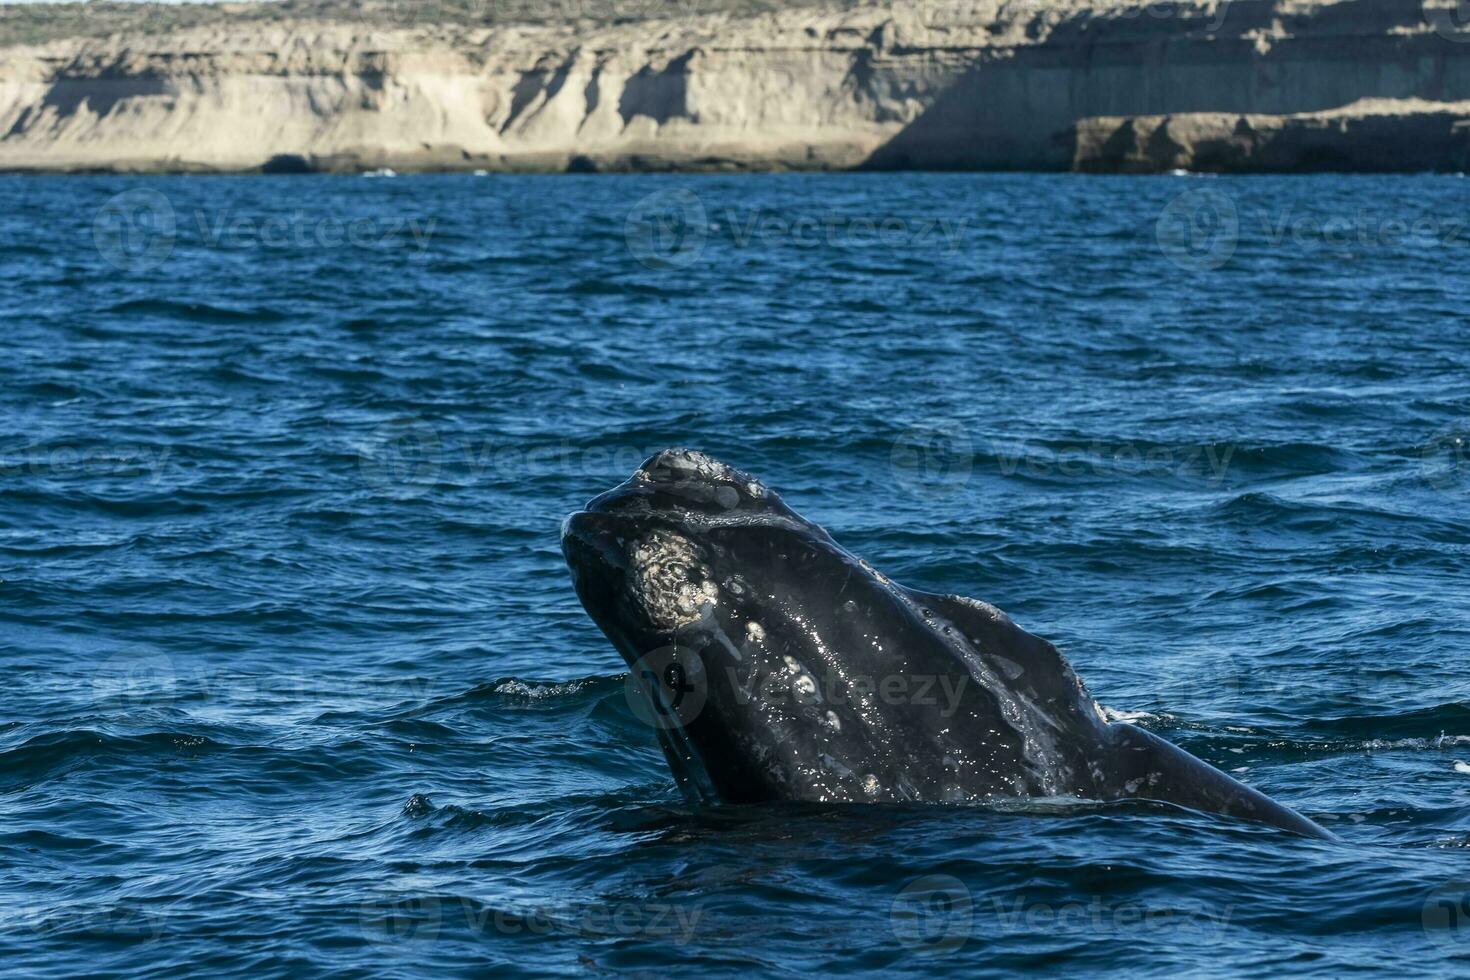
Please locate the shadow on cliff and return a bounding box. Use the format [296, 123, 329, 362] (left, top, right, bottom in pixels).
[858, 61, 1074, 172]
[857, 0, 1470, 172]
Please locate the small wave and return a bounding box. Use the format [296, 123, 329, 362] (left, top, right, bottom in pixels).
[0, 729, 226, 789]
[1104, 708, 1470, 757]
[405, 786, 663, 834]
[1304, 702, 1470, 739]
[491, 676, 613, 701]
[102, 298, 287, 324]
[1179, 732, 1470, 762]
[1208, 492, 1470, 543]
[1217, 441, 1360, 475]
[1341, 734, 1470, 752]
[424, 674, 624, 712]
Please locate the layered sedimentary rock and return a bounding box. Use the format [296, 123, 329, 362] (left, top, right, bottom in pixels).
[3, 0, 1470, 173]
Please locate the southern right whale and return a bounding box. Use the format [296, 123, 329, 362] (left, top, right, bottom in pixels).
[562, 449, 1330, 839]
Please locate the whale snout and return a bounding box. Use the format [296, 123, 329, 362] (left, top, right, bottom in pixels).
[561, 509, 633, 633]
[638, 449, 747, 490]
[560, 509, 621, 570]
[633, 449, 768, 512]
[579, 449, 773, 520]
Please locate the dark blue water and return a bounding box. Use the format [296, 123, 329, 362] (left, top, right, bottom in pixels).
[4, 172, 1470, 976]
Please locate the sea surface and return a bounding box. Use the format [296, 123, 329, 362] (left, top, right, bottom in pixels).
[3, 172, 1470, 977]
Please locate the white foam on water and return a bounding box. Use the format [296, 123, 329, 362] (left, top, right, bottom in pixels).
[493, 678, 594, 700]
[1100, 706, 1163, 724]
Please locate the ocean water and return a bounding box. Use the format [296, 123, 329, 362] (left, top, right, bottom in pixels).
[3, 171, 1470, 977]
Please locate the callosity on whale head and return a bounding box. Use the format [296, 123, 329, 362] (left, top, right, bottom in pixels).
[562, 449, 1332, 838]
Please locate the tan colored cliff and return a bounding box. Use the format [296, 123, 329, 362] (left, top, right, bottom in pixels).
[4, 0, 1470, 173]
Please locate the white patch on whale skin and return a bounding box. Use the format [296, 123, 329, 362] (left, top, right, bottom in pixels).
[778, 655, 819, 703]
[662, 450, 736, 482]
[628, 530, 718, 629]
[951, 595, 1012, 624]
[657, 451, 769, 501]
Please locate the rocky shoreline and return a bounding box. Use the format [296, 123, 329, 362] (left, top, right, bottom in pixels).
[4, 1, 1470, 174]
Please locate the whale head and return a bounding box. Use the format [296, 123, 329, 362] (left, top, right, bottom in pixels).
[561, 449, 1097, 805]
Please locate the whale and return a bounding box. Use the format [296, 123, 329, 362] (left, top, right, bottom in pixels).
[561, 449, 1330, 839]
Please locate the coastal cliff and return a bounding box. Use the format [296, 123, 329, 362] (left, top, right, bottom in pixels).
[4, 0, 1470, 173]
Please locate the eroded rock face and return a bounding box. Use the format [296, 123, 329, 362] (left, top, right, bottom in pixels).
[3, 1, 1470, 173]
